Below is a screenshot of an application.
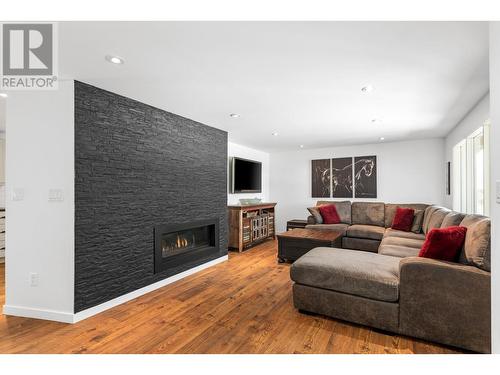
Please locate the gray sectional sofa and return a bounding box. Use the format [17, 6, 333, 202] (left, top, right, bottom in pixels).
[291, 201, 491, 353]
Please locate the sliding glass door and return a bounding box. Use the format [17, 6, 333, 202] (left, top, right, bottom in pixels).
[452, 121, 490, 215]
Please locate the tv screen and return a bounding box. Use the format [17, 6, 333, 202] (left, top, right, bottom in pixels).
[231, 157, 262, 193]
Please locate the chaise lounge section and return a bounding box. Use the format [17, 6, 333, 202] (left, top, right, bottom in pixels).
[293, 202, 491, 353]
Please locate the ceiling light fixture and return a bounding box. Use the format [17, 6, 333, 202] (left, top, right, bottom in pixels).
[299, 145, 304, 149]
[272, 131, 279, 136]
[361, 85, 374, 93]
[105, 55, 124, 65]
[0, 93, 7, 98]
[229, 113, 240, 118]
[379, 137, 385, 141]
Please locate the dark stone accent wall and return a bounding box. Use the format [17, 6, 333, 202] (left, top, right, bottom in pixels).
[74, 81, 228, 313]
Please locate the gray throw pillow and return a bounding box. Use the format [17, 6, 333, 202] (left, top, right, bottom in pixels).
[411, 209, 424, 234]
[460, 218, 491, 272]
[441, 212, 466, 228]
[307, 207, 323, 224]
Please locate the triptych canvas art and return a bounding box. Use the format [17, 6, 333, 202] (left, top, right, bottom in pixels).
[311, 156, 377, 198]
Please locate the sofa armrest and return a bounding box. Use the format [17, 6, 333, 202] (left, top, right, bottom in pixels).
[307, 215, 316, 225]
[399, 257, 491, 353]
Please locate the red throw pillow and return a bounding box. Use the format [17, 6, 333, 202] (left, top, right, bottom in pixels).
[318, 204, 341, 224]
[419, 226, 467, 262]
[391, 207, 415, 232]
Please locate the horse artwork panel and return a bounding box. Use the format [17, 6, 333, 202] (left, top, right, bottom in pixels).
[331, 157, 353, 198]
[311, 159, 331, 198]
[354, 155, 377, 198]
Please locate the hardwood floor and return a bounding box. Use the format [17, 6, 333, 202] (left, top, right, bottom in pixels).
[0, 242, 463, 354]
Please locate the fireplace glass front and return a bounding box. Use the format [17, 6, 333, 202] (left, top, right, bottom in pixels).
[161, 225, 213, 258]
[154, 219, 219, 274]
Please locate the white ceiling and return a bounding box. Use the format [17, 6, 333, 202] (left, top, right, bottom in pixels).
[59, 21, 489, 152]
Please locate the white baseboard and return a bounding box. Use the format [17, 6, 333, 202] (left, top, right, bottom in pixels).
[2, 305, 75, 323]
[3, 255, 228, 324]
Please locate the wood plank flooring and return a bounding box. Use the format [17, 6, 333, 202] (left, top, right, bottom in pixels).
[0, 241, 464, 354]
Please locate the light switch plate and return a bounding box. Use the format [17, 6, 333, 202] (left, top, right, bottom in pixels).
[48, 189, 64, 202]
[29, 272, 39, 287]
[11, 188, 24, 201]
[497, 181, 500, 204]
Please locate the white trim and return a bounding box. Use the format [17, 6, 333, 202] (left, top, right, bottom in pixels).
[2, 305, 75, 323]
[3, 255, 228, 324]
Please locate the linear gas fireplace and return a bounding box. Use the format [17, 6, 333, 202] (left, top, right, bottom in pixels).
[154, 219, 220, 274]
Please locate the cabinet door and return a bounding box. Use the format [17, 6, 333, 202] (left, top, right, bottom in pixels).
[242, 217, 251, 245]
[251, 217, 260, 241]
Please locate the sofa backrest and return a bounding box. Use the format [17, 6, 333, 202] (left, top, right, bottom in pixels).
[351, 202, 385, 227]
[459, 214, 491, 272]
[384, 203, 429, 229]
[422, 207, 491, 272]
[440, 211, 466, 228]
[422, 205, 452, 234]
[316, 200, 351, 224]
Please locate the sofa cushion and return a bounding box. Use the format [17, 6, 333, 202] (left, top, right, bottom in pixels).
[441, 212, 466, 228]
[384, 228, 426, 241]
[380, 236, 425, 249]
[316, 200, 351, 224]
[307, 207, 323, 224]
[425, 207, 452, 233]
[391, 207, 415, 232]
[423, 206, 440, 234]
[290, 247, 400, 302]
[352, 202, 385, 227]
[342, 237, 380, 253]
[419, 226, 467, 262]
[305, 223, 349, 235]
[347, 224, 385, 240]
[384, 203, 429, 228]
[378, 245, 420, 258]
[459, 217, 491, 272]
[460, 214, 488, 228]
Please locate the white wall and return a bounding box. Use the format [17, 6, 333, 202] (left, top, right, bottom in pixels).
[0, 99, 5, 209]
[4, 80, 75, 319]
[444, 94, 490, 209]
[227, 142, 270, 205]
[0, 138, 5, 209]
[490, 22, 500, 354]
[269, 138, 445, 232]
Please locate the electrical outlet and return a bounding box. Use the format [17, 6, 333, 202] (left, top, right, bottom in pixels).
[11, 188, 25, 201]
[29, 272, 39, 287]
[48, 188, 64, 202]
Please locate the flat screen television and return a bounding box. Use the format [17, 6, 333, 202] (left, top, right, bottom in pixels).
[230, 157, 262, 193]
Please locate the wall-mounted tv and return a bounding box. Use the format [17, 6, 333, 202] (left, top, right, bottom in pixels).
[230, 157, 262, 194]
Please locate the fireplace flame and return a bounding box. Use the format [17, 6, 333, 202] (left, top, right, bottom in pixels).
[162, 233, 192, 256]
[176, 234, 189, 249]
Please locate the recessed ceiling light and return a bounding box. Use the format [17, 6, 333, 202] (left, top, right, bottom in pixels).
[0, 93, 7, 98]
[272, 131, 279, 136]
[105, 55, 124, 65]
[229, 113, 240, 118]
[299, 145, 304, 149]
[361, 85, 374, 93]
[379, 137, 385, 141]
